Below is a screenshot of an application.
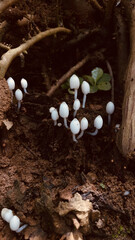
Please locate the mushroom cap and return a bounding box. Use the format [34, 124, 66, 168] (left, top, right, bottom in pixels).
[59, 102, 69, 118]
[49, 107, 55, 113]
[15, 89, 23, 101]
[1, 208, 13, 223]
[80, 117, 88, 131]
[106, 101, 115, 115]
[9, 215, 20, 231]
[73, 99, 81, 111]
[21, 78, 28, 89]
[81, 81, 90, 95]
[69, 74, 80, 90]
[51, 109, 59, 121]
[7, 77, 15, 90]
[70, 118, 80, 134]
[94, 115, 103, 129]
[1, 208, 8, 219]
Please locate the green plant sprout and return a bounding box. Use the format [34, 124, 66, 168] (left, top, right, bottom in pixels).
[61, 67, 111, 94]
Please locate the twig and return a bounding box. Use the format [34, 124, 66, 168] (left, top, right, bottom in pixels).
[106, 60, 114, 103]
[46, 54, 90, 97]
[0, 27, 71, 78]
[90, 0, 103, 12]
[0, 0, 19, 14]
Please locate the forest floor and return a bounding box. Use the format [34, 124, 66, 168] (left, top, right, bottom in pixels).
[0, 88, 135, 240]
[0, 0, 135, 240]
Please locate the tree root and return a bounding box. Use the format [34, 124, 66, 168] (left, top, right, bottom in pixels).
[46, 54, 90, 97]
[0, 27, 71, 78]
[116, 2, 135, 157]
[0, 0, 19, 14]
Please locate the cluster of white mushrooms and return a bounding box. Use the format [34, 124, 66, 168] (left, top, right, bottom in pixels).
[50, 74, 115, 142]
[1, 208, 28, 233]
[7, 77, 28, 110]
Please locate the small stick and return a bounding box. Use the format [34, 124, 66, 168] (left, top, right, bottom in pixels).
[106, 60, 114, 103]
[46, 54, 90, 97]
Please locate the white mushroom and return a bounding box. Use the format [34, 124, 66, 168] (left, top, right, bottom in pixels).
[106, 101, 115, 125]
[70, 118, 80, 142]
[73, 99, 80, 117]
[87, 115, 103, 136]
[21, 78, 28, 94]
[7, 77, 15, 102]
[69, 74, 80, 100]
[49, 107, 55, 113]
[51, 109, 59, 126]
[15, 89, 23, 111]
[59, 102, 69, 128]
[9, 215, 20, 231]
[77, 117, 88, 139]
[81, 81, 90, 108]
[1, 208, 13, 223]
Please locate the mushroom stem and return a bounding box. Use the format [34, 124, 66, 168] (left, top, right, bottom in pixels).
[18, 100, 21, 111]
[54, 120, 57, 126]
[82, 94, 86, 108]
[16, 224, 28, 233]
[108, 114, 111, 125]
[77, 130, 84, 139]
[74, 89, 78, 100]
[87, 128, 98, 136]
[73, 110, 77, 118]
[11, 90, 14, 103]
[24, 88, 29, 94]
[73, 134, 78, 142]
[64, 118, 68, 128]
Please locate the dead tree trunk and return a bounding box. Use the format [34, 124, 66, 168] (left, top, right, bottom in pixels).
[117, 6, 135, 158]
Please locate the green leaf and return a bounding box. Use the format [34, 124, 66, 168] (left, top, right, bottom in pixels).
[78, 77, 84, 84]
[82, 75, 95, 85]
[100, 183, 106, 189]
[91, 67, 103, 84]
[97, 81, 111, 91]
[90, 85, 98, 93]
[61, 79, 70, 89]
[68, 88, 75, 95]
[97, 73, 111, 84]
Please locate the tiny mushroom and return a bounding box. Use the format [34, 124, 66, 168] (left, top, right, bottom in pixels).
[59, 102, 69, 128]
[21, 78, 28, 94]
[106, 101, 115, 125]
[1, 208, 13, 223]
[15, 89, 23, 111]
[7, 77, 15, 102]
[49, 107, 55, 113]
[87, 115, 103, 136]
[81, 81, 90, 108]
[9, 215, 20, 231]
[69, 74, 80, 100]
[70, 118, 80, 142]
[73, 99, 80, 117]
[77, 117, 88, 139]
[51, 109, 59, 126]
[1, 208, 28, 233]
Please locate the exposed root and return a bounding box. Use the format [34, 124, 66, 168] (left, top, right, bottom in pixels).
[46, 54, 90, 97]
[0, 27, 71, 78]
[0, 0, 19, 14]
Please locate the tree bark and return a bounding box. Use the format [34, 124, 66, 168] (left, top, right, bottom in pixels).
[117, 6, 135, 158]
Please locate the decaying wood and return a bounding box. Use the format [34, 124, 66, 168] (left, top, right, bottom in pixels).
[46, 54, 90, 97]
[0, 27, 71, 78]
[116, 5, 135, 157]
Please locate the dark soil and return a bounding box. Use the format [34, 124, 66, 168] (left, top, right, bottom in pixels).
[0, 1, 135, 240]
